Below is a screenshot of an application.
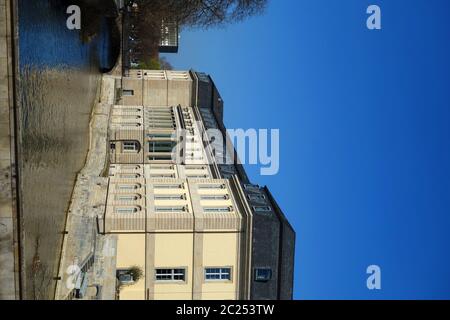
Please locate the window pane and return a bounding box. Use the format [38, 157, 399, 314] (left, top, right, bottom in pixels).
[255, 268, 272, 281]
[254, 206, 272, 212]
[204, 207, 232, 213]
[155, 207, 185, 213]
[154, 184, 183, 189]
[155, 269, 185, 281]
[205, 268, 231, 281]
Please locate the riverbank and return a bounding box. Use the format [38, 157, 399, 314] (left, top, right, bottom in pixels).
[0, 0, 20, 300]
[55, 74, 117, 300]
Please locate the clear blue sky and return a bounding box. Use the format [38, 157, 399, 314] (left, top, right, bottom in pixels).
[163, 0, 450, 299]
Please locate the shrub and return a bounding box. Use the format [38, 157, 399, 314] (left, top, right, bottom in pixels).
[129, 265, 144, 282]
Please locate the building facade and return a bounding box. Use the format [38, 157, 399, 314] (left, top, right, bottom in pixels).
[159, 19, 179, 53]
[102, 70, 295, 300]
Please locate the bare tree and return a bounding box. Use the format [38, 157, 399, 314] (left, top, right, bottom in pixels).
[136, 0, 268, 28]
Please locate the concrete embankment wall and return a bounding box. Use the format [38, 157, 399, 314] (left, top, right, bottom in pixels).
[55, 75, 116, 300]
[0, 0, 19, 300]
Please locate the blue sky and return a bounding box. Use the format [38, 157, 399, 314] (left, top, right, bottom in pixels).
[163, 0, 450, 299]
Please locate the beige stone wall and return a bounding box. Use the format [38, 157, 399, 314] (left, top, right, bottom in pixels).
[0, 0, 19, 300]
[201, 233, 240, 300]
[107, 170, 245, 300]
[104, 174, 243, 234]
[116, 234, 146, 300]
[110, 105, 144, 163]
[121, 78, 142, 105]
[121, 70, 193, 107]
[116, 230, 241, 300]
[109, 105, 209, 165]
[149, 233, 194, 300]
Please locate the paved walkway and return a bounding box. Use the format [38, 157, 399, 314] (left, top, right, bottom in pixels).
[55, 75, 116, 300]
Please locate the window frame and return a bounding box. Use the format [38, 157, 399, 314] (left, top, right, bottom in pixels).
[122, 141, 139, 153]
[200, 195, 230, 201]
[204, 267, 232, 282]
[203, 206, 233, 214]
[155, 206, 187, 213]
[155, 268, 187, 282]
[154, 194, 186, 201]
[247, 194, 266, 202]
[154, 184, 184, 190]
[254, 268, 272, 282]
[114, 206, 140, 214]
[253, 206, 272, 213]
[117, 183, 141, 190]
[198, 184, 226, 190]
[115, 194, 141, 202]
[122, 89, 134, 96]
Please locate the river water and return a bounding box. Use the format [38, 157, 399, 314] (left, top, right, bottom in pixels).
[17, 0, 119, 299]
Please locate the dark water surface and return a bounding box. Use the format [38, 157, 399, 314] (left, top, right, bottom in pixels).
[17, 0, 119, 299]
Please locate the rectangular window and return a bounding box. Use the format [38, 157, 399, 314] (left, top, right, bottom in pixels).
[147, 121, 174, 126]
[112, 122, 141, 128]
[155, 195, 185, 200]
[254, 268, 272, 282]
[120, 165, 141, 170]
[117, 184, 141, 190]
[253, 206, 272, 213]
[155, 269, 186, 281]
[186, 174, 209, 179]
[148, 123, 175, 129]
[117, 273, 134, 284]
[248, 194, 266, 202]
[154, 184, 184, 189]
[123, 141, 139, 152]
[149, 165, 174, 170]
[115, 194, 140, 202]
[155, 206, 186, 213]
[148, 133, 175, 139]
[116, 115, 141, 121]
[148, 111, 173, 116]
[198, 184, 225, 190]
[204, 207, 232, 213]
[149, 141, 176, 153]
[150, 174, 176, 178]
[205, 268, 232, 281]
[185, 166, 206, 171]
[115, 207, 139, 214]
[118, 173, 141, 179]
[244, 184, 260, 191]
[122, 89, 134, 96]
[200, 195, 229, 201]
[149, 155, 173, 161]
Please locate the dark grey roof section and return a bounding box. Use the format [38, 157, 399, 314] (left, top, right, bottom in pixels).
[245, 184, 282, 300]
[192, 70, 251, 184]
[264, 187, 296, 300]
